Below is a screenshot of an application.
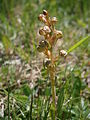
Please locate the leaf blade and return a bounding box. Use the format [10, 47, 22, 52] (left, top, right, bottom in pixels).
[57, 87, 64, 119]
[67, 36, 90, 54]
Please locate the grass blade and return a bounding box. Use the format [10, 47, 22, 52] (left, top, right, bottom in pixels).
[57, 87, 64, 119]
[67, 36, 90, 54]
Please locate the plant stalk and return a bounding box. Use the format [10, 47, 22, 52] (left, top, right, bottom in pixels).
[50, 64, 56, 120]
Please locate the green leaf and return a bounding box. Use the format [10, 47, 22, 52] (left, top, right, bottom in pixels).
[67, 36, 90, 54]
[57, 87, 64, 119]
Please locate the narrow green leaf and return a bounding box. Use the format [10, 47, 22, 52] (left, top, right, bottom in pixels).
[57, 87, 64, 119]
[67, 36, 90, 54]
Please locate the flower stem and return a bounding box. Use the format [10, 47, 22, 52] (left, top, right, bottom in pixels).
[50, 68, 56, 120]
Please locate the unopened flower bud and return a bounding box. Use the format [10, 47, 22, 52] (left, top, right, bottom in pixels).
[37, 45, 44, 52]
[55, 30, 63, 39]
[43, 10, 48, 16]
[42, 17, 47, 23]
[51, 17, 57, 24]
[39, 27, 46, 36]
[60, 50, 67, 57]
[43, 26, 51, 33]
[37, 40, 49, 52]
[40, 40, 49, 48]
[38, 14, 44, 20]
[38, 14, 47, 23]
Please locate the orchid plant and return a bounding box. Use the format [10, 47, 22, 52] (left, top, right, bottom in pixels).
[37, 10, 67, 120]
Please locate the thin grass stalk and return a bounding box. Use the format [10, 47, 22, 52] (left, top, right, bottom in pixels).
[29, 94, 33, 120]
[8, 80, 10, 120]
[50, 49, 56, 120]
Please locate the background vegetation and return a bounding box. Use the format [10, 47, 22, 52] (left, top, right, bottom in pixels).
[0, 0, 90, 120]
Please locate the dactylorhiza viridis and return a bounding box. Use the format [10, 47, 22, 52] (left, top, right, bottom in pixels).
[37, 10, 67, 120]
